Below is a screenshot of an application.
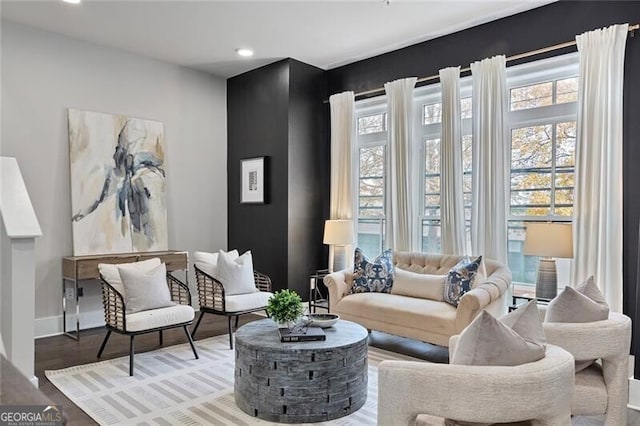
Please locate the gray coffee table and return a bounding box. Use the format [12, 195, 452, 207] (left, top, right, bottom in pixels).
[234, 318, 368, 423]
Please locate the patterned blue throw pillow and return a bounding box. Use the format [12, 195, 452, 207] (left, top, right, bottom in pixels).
[351, 248, 394, 294]
[444, 255, 483, 307]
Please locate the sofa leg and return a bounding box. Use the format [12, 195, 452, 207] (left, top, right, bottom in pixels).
[97, 330, 112, 358]
[191, 311, 205, 339]
[159, 330, 163, 346]
[235, 315, 239, 329]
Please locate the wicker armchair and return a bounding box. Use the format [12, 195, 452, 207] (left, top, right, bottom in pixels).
[193, 265, 273, 349]
[97, 272, 199, 376]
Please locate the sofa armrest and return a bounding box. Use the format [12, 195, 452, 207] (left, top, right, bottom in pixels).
[455, 285, 492, 333]
[377, 344, 574, 425]
[323, 269, 353, 312]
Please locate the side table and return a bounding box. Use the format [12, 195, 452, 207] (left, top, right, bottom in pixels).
[509, 293, 552, 312]
[309, 269, 330, 313]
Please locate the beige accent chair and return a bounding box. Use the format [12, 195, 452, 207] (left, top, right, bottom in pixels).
[325, 252, 511, 347]
[542, 310, 632, 426]
[377, 337, 575, 426]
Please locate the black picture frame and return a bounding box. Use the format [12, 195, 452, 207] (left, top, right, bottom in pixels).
[240, 157, 266, 204]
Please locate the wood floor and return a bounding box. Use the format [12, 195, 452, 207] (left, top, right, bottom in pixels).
[36, 313, 265, 425]
[35, 314, 640, 426]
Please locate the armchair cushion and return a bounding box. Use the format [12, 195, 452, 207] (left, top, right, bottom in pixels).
[546, 276, 609, 323]
[546, 276, 609, 372]
[451, 300, 545, 366]
[193, 249, 239, 280]
[98, 257, 161, 296]
[217, 250, 257, 295]
[119, 263, 174, 313]
[126, 304, 194, 332]
[225, 291, 273, 312]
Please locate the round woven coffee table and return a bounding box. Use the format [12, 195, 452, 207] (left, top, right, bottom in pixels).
[234, 318, 368, 423]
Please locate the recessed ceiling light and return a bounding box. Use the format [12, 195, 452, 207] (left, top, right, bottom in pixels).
[236, 48, 254, 58]
[62, 0, 82, 4]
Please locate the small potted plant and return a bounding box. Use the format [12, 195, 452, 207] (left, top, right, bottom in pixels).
[267, 289, 304, 329]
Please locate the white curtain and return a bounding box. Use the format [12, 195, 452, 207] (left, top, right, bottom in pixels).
[384, 77, 417, 251]
[470, 56, 508, 263]
[439, 67, 467, 255]
[572, 24, 628, 313]
[329, 92, 355, 266]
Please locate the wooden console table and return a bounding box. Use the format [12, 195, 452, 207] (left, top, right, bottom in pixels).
[62, 250, 188, 340]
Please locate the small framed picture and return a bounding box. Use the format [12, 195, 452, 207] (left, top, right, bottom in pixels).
[240, 157, 266, 204]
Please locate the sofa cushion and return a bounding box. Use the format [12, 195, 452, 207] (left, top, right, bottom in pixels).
[444, 256, 483, 307]
[351, 248, 394, 294]
[335, 292, 457, 336]
[391, 268, 446, 301]
[451, 300, 546, 366]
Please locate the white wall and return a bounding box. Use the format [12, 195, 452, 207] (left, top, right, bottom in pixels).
[0, 20, 228, 337]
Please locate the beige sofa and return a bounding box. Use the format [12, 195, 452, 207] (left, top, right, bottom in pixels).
[323, 251, 511, 347]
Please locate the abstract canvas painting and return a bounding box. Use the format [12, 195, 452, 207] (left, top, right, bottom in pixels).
[68, 109, 168, 255]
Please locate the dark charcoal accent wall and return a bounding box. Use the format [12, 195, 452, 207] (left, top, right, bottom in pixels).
[287, 59, 329, 298]
[228, 59, 328, 298]
[328, 1, 640, 366]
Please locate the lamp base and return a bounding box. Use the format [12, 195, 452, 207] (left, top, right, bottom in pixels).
[535, 258, 558, 300]
[330, 245, 348, 273]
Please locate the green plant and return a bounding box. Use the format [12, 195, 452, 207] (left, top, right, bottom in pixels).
[267, 289, 304, 324]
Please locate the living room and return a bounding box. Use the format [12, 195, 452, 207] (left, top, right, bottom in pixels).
[1, 1, 640, 425]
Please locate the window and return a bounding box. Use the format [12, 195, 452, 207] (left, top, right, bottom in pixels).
[352, 53, 578, 282]
[355, 102, 387, 255]
[415, 81, 473, 253]
[506, 54, 578, 285]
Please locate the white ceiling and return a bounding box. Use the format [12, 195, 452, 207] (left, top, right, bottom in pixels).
[0, 0, 555, 78]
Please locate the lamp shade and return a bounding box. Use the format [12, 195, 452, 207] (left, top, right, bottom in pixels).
[523, 222, 574, 258]
[323, 220, 354, 245]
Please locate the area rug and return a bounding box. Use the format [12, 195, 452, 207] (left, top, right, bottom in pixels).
[45, 334, 420, 425]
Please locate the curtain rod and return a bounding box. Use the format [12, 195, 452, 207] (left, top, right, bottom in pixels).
[328, 23, 638, 102]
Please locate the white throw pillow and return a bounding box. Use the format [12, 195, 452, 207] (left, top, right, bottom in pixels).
[98, 257, 161, 296]
[193, 249, 239, 279]
[119, 263, 175, 313]
[391, 268, 446, 301]
[216, 250, 257, 296]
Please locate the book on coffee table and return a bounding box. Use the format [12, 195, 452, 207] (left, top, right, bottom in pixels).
[278, 327, 326, 342]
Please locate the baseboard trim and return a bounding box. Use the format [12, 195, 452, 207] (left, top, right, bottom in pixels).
[629, 377, 640, 411]
[34, 310, 105, 339]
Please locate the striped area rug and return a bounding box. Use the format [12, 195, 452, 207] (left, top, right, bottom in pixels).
[45, 334, 420, 425]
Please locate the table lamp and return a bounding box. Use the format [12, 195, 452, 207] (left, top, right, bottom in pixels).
[523, 222, 573, 300]
[323, 220, 354, 272]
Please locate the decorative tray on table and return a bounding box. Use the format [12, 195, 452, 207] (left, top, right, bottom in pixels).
[307, 313, 340, 328]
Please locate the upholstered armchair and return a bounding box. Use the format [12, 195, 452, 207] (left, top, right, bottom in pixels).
[377, 338, 575, 426]
[542, 310, 632, 426]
